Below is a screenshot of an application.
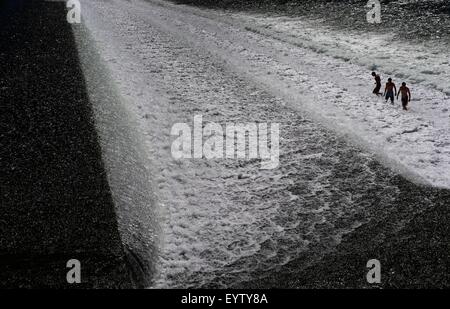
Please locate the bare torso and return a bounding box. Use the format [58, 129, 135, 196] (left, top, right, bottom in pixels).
[385, 82, 396, 92]
[399, 86, 410, 99]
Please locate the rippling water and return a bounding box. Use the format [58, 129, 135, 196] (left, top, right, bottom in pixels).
[173, 0, 450, 42]
[77, 0, 450, 288]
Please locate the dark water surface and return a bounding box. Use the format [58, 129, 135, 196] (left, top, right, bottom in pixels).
[173, 0, 450, 42]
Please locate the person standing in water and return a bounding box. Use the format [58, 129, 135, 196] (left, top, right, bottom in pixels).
[384, 78, 397, 104]
[372, 72, 382, 96]
[397, 82, 411, 110]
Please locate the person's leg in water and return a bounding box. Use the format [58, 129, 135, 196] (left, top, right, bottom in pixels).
[385, 91, 395, 104]
[402, 97, 408, 110]
[374, 84, 382, 96]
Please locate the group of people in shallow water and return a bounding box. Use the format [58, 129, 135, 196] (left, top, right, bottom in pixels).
[371, 72, 411, 110]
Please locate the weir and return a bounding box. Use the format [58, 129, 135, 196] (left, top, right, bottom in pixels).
[71, 6, 160, 288]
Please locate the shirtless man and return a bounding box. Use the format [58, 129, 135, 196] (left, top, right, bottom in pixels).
[384, 78, 397, 104]
[372, 72, 382, 96]
[397, 82, 411, 111]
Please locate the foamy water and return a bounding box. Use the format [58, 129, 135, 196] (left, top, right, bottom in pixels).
[76, 0, 449, 288]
